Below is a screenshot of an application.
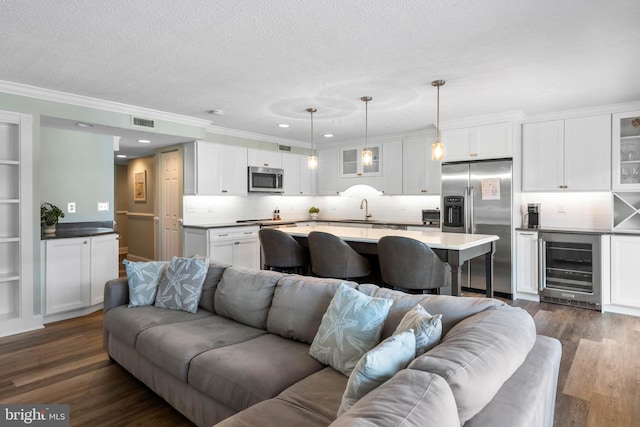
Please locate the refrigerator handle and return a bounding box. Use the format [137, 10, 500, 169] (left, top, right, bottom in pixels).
[539, 238, 546, 292]
[468, 186, 474, 233]
[463, 186, 469, 233]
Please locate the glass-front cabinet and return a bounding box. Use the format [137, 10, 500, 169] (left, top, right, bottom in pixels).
[613, 111, 640, 190]
[340, 146, 381, 177]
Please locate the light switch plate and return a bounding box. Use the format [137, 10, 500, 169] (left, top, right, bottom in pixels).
[98, 202, 109, 212]
[67, 202, 76, 213]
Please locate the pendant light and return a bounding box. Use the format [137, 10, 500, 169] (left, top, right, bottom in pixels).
[431, 80, 446, 161]
[361, 96, 373, 166]
[307, 107, 318, 170]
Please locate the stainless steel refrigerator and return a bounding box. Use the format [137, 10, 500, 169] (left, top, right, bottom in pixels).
[441, 159, 512, 296]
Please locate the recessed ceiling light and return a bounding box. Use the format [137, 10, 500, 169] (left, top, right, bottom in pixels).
[138, 139, 151, 144]
[76, 122, 93, 128]
[116, 154, 127, 158]
[323, 134, 334, 138]
[278, 124, 290, 128]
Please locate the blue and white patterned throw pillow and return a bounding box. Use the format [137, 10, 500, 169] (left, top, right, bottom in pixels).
[309, 284, 393, 376]
[393, 304, 443, 356]
[154, 256, 209, 314]
[338, 329, 416, 416]
[124, 259, 169, 308]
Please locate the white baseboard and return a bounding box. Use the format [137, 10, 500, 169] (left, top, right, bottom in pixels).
[603, 304, 640, 317]
[44, 304, 103, 324]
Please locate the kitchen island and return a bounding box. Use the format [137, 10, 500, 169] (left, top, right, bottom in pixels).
[280, 225, 499, 297]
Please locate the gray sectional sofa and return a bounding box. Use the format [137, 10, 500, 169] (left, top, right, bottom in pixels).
[103, 264, 562, 427]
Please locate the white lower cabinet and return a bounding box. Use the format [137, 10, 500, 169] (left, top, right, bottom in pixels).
[209, 227, 260, 270]
[45, 234, 118, 316]
[184, 226, 260, 270]
[610, 235, 640, 309]
[515, 231, 539, 297]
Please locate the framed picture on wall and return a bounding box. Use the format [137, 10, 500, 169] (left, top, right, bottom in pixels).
[134, 170, 147, 202]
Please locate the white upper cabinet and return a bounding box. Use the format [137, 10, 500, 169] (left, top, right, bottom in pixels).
[441, 122, 512, 161]
[247, 148, 282, 169]
[317, 148, 340, 195]
[184, 141, 248, 195]
[402, 137, 441, 195]
[282, 153, 314, 196]
[612, 110, 640, 190]
[523, 114, 611, 191]
[381, 140, 403, 195]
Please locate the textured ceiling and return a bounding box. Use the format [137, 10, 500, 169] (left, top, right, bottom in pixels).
[1, 0, 639, 153]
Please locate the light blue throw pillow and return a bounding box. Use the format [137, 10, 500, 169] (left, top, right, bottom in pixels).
[393, 304, 443, 355]
[124, 259, 169, 308]
[154, 255, 209, 314]
[309, 284, 393, 376]
[338, 330, 416, 416]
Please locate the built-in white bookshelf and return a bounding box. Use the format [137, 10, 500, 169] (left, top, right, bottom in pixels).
[0, 111, 38, 336]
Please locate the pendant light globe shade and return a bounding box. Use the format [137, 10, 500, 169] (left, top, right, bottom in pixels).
[431, 141, 444, 161]
[307, 107, 318, 170]
[362, 148, 373, 166]
[361, 96, 373, 166]
[431, 80, 446, 161]
[307, 155, 318, 169]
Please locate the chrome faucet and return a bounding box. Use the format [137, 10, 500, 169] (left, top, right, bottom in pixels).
[360, 198, 372, 219]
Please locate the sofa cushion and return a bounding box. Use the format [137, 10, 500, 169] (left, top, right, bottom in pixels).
[330, 369, 460, 427]
[214, 267, 283, 329]
[215, 367, 348, 427]
[135, 315, 266, 381]
[357, 283, 505, 338]
[103, 305, 213, 348]
[188, 333, 325, 412]
[123, 259, 169, 307]
[309, 284, 393, 377]
[338, 330, 416, 416]
[155, 256, 209, 313]
[408, 305, 537, 424]
[393, 303, 442, 355]
[267, 275, 358, 344]
[199, 261, 230, 312]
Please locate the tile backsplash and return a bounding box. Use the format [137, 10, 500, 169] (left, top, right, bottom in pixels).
[520, 192, 611, 229]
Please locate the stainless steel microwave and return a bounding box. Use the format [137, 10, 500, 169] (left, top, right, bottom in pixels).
[248, 166, 284, 193]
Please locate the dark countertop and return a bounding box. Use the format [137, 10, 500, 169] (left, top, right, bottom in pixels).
[516, 227, 612, 235]
[183, 218, 436, 229]
[41, 221, 118, 240]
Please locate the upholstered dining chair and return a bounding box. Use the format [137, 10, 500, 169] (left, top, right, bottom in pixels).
[307, 231, 371, 280]
[378, 235, 451, 294]
[258, 228, 308, 274]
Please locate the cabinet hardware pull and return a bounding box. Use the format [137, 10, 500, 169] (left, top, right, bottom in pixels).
[264, 163, 268, 166]
[421, 189, 427, 193]
[235, 241, 240, 245]
[357, 173, 362, 176]
[521, 232, 535, 235]
[222, 190, 228, 193]
[84, 241, 88, 244]
[244, 232, 253, 234]
[218, 233, 229, 237]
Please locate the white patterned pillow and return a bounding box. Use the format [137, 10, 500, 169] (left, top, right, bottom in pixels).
[309, 284, 393, 376]
[393, 304, 443, 355]
[124, 259, 169, 308]
[154, 256, 209, 314]
[338, 330, 416, 416]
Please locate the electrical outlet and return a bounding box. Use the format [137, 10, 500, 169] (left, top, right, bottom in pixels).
[185, 205, 196, 213]
[67, 202, 76, 213]
[97, 202, 109, 212]
[558, 204, 565, 213]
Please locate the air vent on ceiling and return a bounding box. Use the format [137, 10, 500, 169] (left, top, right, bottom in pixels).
[131, 116, 155, 129]
[278, 144, 292, 152]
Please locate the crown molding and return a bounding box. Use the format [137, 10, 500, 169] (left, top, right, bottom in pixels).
[438, 111, 526, 130]
[0, 79, 212, 128]
[205, 124, 308, 148]
[523, 101, 640, 123]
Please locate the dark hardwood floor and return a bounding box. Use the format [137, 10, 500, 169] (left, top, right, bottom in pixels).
[0, 300, 639, 426]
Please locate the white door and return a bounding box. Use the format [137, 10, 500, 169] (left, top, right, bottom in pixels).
[160, 150, 182, 260]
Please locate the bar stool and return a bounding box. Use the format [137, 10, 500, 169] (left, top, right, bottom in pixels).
[258, 228, 308, 274]
[307, 231, 370, 280]
[378, 236, 451, 294]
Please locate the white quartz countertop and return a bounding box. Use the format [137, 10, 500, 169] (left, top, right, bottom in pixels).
[281, 225, 499, 251]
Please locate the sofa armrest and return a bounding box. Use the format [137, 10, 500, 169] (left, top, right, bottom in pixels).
[104, 278, 129, 313]
[330, 369, 459, 427]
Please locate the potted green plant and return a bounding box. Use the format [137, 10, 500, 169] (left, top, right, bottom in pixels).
[41, 202, 65, 234]
[309, 206, 320, 220]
